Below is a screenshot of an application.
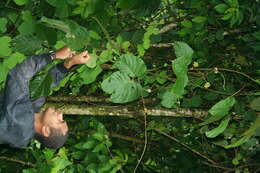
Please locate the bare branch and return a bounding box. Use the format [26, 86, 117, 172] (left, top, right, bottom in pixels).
[42, 103, 207, 119]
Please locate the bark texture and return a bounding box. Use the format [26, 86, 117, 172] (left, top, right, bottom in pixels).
[43, 101, 208, 119]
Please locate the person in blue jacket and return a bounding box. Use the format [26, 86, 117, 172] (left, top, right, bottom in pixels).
[0, 46, 91, 149]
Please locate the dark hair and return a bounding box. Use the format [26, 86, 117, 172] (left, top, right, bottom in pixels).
[34, 127, 68, 149]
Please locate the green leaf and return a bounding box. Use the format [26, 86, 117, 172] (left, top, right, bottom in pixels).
[0, 18, 8, 33]
[30, 72, 52, 99]
[51, 148, 71, 173]
[222, 12, 233, 20]
[11, 35, 42, 55]
[0, 36, 12, 57]
[40, 17, 71, 34]
[65, 20, 90, 50]
[18, 11, 36, 35]
[181, 20, 192, 28]
[43, 149, 55, 161]
[92, 143, 106, 152]
[0, 64, 9, 84]
[3, 52, 26, 69]
[225, 136, 250, 149]
[250, 97, 260, 111]
[46, 0, 59, 6]
[86, 54, 97, 68]
[206, 116, 231, 138]
[214, 4, 228, 13]
[200, 96, 236, 126]
[156, 71, 167, 84]
[116, 0, 138, 9]
[115, 54, 147, 78]
[161, 42, 193, 108]
[55, 0, 70, 18]
[160, 91, 178, 108]
[89, 30, 101, 40]
[192, 16, 207, 23]
[54, 41, 67, 50]
[13, 0, 28, 6]
[75, 141, 96, 150]
[79, 65, 102, 85]
[92, 133, 105, 141]
[252, 31, 260, 41]
[101, 71, 146, 103]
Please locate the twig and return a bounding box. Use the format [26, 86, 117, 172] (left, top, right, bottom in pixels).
[159, 23, 178, 34]
[231, 86, 245, 97]
[0, 156, 36, 168]
[133, 80, 149, 173]
[191, 68, 260, 85]
[151, 43, 172, 48]
[202, 162, 232, 171]
[153, 128, 219, 166]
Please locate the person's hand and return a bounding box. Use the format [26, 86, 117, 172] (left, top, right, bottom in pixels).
[55, 46, 75, 60]
[63, 51, 91, 69]
[71, 51, 91, 65]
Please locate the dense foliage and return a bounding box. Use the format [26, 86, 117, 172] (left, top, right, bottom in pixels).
[0, 0, 260, 172]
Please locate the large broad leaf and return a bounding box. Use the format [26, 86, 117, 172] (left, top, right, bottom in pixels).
[30, 72, 52, 99]
[101, 71, 145, 103]
[65, 20, 90, 50]
[200, 96, 236, 126]
[206, 116, 231, 138]
[161, 42, 193, 108]
[115, 54, 147, 78]
[11, 35, 43, 55]
[79, 65, 102, 85]
[225, 115, 260, 148]
[0, 36, 12, 57]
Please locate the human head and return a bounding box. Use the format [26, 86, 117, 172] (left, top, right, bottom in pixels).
[34, 107, 68, 149]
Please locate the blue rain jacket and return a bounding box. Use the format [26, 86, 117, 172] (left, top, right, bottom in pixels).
[0, 53, 68, 148]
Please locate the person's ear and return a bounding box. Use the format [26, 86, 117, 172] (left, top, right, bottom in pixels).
[42, 125, 50, 137]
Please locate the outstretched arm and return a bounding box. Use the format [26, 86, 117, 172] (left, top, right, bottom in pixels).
[1, 46, 75, 148]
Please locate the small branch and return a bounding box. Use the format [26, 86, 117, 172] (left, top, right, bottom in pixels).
[0, 156, 36, 168]
[231, 86, 245, 97]
[110, 133, 145, 144]
[159, 23, 178, 34]
[191, 68, 260, 85]
[153, 129, 218, 166]
[150, 43, 172, 48]
[42, 103, 207, 119]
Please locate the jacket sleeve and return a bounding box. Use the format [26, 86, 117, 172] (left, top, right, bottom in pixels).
[31, 61, 69, 113]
